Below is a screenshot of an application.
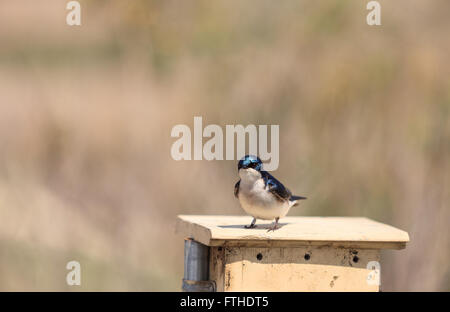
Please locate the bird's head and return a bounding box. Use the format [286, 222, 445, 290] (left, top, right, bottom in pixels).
[238, 155, 262, 172]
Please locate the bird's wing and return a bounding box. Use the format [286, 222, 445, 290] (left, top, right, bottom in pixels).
[261, 171, 292, 202]
[234, 180, 240, 198]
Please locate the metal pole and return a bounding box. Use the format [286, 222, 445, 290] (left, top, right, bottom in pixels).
[182, 238, 215, 292]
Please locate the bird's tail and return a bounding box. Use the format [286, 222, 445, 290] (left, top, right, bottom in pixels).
[289, 195, 307, 207]
[290, 195, 307, 201]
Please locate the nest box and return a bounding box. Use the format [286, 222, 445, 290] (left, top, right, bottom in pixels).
[176, 215, 409, 292]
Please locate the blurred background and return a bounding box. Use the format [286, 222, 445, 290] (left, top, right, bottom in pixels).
[0, 0, 449, 291]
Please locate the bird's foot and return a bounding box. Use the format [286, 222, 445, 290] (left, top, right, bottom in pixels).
[267, 218, 280, 232]
[266, 225, 279, 232]
[244, 218, 257, 229]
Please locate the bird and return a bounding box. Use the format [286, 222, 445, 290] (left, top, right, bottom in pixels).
[234, 155, 306, 231]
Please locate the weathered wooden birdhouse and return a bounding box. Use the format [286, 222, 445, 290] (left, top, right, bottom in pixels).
[176, 215, 409, 292]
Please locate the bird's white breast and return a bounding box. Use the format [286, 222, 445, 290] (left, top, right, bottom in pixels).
[238, 169, 291, 220]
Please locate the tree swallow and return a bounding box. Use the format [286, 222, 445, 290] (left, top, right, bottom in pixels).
[234, 155, 306, 231]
